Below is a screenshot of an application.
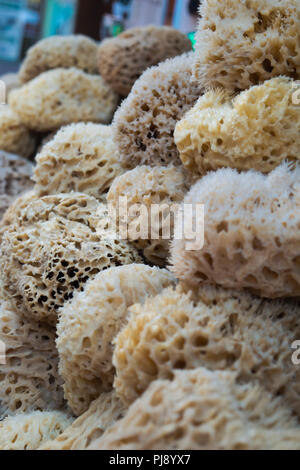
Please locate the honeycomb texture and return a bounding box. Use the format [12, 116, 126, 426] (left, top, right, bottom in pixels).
[0, 73, 20, 96]
[57, 264, 175, 416]
[194, 0, 300, 92]
[94, 369, 300, 450]
[0, 106, 35, 158]
[113, 285, 300, 415]
[9, 68, 119, 132]
[34, 123, 124, 200]
[0, 193, 142, 325]
[98, 25, 192, 97]
[19, 35, 98, 83]
[171, 163, 300, 298]
[40, 391, 126, 450]
[107, 166, 188, 266]
[113, 53, 202, 169]
[0, 411, 73, 450]
[0, 297, 65, 420]
[175, 78, 300, 178]
[0, 191, 37, 244]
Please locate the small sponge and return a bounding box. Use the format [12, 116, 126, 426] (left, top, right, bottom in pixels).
[113, 54, 202, 169]
[0, 106, 35, 158]
[57, 264, 175, 416]
[171, 163, 300, 298]
[0, 190, 37, 244]
[0, 411, 73, 450]
[9, 68, 119, 132]
[175, 78, 300, 177]
[34, 123, 124, 201]
[93, 369, 300, 450]
[194, 0, 300, 92]
[98, 25, 192, 97]
[19, 35, 98, 83]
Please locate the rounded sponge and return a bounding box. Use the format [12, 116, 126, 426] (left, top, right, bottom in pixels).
[0, 106, 35, 158]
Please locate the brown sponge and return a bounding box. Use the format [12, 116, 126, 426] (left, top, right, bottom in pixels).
[194, 0, 300, 92]
[0, 106, 35, 158]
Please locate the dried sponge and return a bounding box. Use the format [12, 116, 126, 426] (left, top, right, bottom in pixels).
[98, 25, 192, 97]
[34, 123, 124, 201]
[194, 0, 300, 92]
[0, 193, 142, 325]
[175, 78, 300, 178]
[0, 190, 37, 244]
[0, 411, 73, 450]
[9, 68, 119, 132]
[40, 391, 125, 450]
[19, 35, 98, 83]
[0, 106, 35, 158]
[57, 264, 175, 416]
[93, 369, 300, 450]
[107, 166, 188, 266]
[113, 53, 201, 169]
[113, 285, 300, 416]
[171, 163, 300, 298]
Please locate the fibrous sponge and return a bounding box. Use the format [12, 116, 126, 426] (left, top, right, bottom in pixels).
[194, 0, 300, 92]
[93, 369, 300, 450]
[98, 25, 192, 97]
[0, 106, 35, 158]
[57, 264, 175, 416]
[175, 78, 300, 178]
[113, 285, 300, 416]
[171, 163, 300, 298]
[0, 191, 37, 244]
[113, 54, 201, 169]
[19, 35, 98, 83]
[0, 193, 142, 325]
[107, 166, 188, 266]
[34, 123, 124, 201]
[0, 411, 73, 450]
[9, 68, 118, 132]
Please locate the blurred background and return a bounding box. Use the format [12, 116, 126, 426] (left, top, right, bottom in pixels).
[0, 0, 201, 74]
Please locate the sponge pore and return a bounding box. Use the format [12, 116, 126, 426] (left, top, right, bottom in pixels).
[0, 106, 35, 159]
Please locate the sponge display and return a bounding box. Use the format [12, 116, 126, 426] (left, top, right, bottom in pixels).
[0, 106, 35, 159]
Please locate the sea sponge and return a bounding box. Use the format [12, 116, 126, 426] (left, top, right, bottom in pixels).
[107, 166, 188, 266]
[0, 73, 20, 96]
[0, 190, 37, 244]
[194, 0, 300, 92]
[93, 369, 300, 450]
[0, 106, 35, 158]
[0, 298, 65, 420]
[39, 391, 126, 450]
[175, 78, 300, 178]
[0, 411, 73, 450]
[34, 123, 124, 201]
[98, 25, 192, 97]
[9, 68, 119, 132]
[113, 285, 300, 415]
[113, 54, 202, 169]
[57, 264, 175, 416]
[0, 193, 142, 325]
[19, 35, 98, 83]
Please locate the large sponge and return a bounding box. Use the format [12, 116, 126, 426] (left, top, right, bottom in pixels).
[19, 35, 98, 83]
[34, 123, 124, 201]
[113, 54, 201, 169]
[0, 193, 142, 325]
[175, 78, 300, 178]
[171, 163, 300, 298]
[9, 68, 119, 132]
[0, 106, 35, 158]
[57, 264, 175, 416]
[98, 25, 192, 97]
[194, 0, 300, 92]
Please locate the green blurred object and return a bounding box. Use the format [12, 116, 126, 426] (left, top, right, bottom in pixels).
[42, 0, 77, 37]
[188, 31, 196, 51]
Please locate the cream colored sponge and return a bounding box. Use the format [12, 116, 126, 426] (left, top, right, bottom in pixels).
[0, 106, 35, 158]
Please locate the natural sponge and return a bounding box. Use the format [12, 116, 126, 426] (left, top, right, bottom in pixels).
[34, 123, 124, 201]
[0, 193, 142, 325]
[19, 35, 98, 83]
[0, 190, 37, 244]
[0, 411, 73, 450]
[57, 264, 175, 416]
[0, 106, 35, 158]
[9, 68, 118, 132]
[93, 369, 300, 450]
[113, 54, 201, 169]
[194, 0, 300, 92]
[171, 163, 300, 298]
[98, 25, 192, 97]
[175, 78, 300, 177]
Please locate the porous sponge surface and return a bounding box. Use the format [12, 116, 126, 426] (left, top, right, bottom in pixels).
[194, 0, 300, 92]
[0, 191, 37, 244]
[0, 106, 35, 159]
